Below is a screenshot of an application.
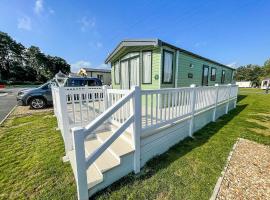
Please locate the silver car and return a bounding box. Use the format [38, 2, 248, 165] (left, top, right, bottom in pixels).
[17, 82, 53, 109]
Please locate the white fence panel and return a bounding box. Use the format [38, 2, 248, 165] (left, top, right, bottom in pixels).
[107, 89, 132, 126]
[65, 86, 105, 127]
[141, 87, 194, 132]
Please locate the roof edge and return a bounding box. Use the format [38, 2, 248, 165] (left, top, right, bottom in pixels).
[105, 38, 235, 70]
[105, 39, 160, 63]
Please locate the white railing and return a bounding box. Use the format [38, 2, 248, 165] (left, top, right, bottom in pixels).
[140, 84, 238, 133]
[52, 84, 238, 200]
[107, 89, 132, 128]
[141, 87, 194, 132]
[66, 86, 104, 126]
[71, 87, 141, 200]
[52, 85, 108, 153]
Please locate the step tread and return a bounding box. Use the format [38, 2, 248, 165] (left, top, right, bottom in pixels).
[109, 122, 133, 144]
[68, 150, 103, 189]
[85, 138, 120, 173]
[97, 131, 134, 157]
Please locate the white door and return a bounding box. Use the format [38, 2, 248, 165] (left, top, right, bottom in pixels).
[120, 57, 140, 89]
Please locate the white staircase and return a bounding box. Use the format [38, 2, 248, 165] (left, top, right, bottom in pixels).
[69, 126, 135, 197]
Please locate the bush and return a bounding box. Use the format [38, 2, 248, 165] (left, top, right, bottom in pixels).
[0, 80, 7, 85]
[5, 80, 43, 85]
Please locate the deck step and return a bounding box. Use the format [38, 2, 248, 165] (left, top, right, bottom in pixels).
[108, 122, 133, 146]
[96, 131, 134, 157]
[68, 150, 103, 188]
[84, 138, 120, 173]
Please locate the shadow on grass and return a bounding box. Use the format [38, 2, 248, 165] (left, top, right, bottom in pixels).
[237, 94, 247, 103]
[91, 104, 248, 199]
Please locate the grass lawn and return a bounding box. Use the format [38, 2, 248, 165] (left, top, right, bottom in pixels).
[0, 88, 270, 199]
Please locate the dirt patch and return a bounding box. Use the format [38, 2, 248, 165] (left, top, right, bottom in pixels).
[11, 106, 53, 117]
[216, 138, 270, 200]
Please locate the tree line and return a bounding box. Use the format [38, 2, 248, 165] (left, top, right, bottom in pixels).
[0, 31, 70, 84]
[235, 59, 270, 87]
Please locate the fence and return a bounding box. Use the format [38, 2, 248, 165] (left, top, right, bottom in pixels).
[51, 84, 239, 199]
[52, 85, 106, 153]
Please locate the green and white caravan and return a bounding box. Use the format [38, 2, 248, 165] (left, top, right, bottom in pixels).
[105, 39, 235, 89]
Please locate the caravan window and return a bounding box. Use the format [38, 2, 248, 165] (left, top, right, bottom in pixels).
[211, 67, 216, 81]
[142, 51, 152, 84]
[221, 70, 226, 84]
[162, 50, 173, 83]
[114, 62, 120, 84]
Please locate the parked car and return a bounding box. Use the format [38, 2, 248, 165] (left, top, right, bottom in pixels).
[17, 77, 102, 109]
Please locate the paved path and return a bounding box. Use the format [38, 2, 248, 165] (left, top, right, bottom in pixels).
[0, 88, 24, 123]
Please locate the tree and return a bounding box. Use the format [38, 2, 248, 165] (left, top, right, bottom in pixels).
[235, 64, 265, 87]
[263, 58, 270, 77]
[0, 31, 70, 83]
[47, 56, 70, 78]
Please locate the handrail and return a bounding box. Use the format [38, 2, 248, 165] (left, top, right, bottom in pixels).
[82, 89, 135, 138]
[107, 89, 131, 94]
[86, 115, 134, 167]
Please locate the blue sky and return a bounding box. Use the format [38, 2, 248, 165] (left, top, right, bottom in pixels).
[0, 0, 270, 72]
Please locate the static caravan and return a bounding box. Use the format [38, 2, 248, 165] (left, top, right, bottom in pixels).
[261, 78, 270, 89]
[105, 39, 235, 89]
[236, 81, 252, 88]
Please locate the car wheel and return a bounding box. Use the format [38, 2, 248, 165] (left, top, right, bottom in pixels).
[29, 97, 46, 109]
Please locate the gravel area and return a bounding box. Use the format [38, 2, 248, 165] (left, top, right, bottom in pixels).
[216, 138, 270, 200]
[10, 106, 53, 117]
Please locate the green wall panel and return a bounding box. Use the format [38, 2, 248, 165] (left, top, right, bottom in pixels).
[110, 44, 234, 89]
[177, 52, 234, 87]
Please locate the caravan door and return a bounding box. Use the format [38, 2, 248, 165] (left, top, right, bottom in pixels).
[120, 56, 140, 89]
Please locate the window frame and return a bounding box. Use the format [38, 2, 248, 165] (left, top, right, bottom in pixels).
[97, 74, 103, 82]
[202, 65, 209, 86]
[162, 49, 174, 84]
[210, 67, 216, 81]
[142, 50, 152, 84]
[221, 70, 226, 84]
[114, 62, 120, 85]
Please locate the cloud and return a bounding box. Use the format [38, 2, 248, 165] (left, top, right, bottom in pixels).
[34, 0, 44, 14]
[17, 16, 32, 31]
[227, 62, 238, 68]
[96, 42, 103, 48]
[48, 8, 55, 14]
[194, 41, 207, 48]
[71, 60, 91, 72]
[78, 16, 96, 32]
[98, 63, 110, 69]
[70, 60, 110, 72]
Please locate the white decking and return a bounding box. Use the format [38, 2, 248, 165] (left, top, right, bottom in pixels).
[52, 84, 238, 200]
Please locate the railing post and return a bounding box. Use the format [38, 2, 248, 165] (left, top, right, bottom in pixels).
[103, 85, 109, 110]
[72, 127, 88, 200]
[132, 86, 141, 173]
[189, 84, 196, 137]
[58, 86, 73, 155]
[212, 84, 219, 122]
[225, 84, 232, 114]
[234, 86, 238, 108]
[51, 86, 57, 117]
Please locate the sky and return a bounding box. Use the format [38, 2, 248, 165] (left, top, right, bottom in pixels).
[0, 0, 270, 72]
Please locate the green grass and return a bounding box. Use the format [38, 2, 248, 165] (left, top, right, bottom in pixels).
[0, 88, 269, 199]
[0, 112, 76, 200]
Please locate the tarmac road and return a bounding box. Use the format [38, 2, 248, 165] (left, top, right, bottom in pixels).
[0, 88, 24, 123]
